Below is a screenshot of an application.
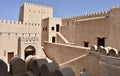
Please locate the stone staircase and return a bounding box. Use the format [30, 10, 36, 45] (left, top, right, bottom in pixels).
[56, 32, 73, 44]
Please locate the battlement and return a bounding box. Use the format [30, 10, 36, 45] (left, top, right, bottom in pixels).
[63, 11, 109, 20]
[111, 5, 120, 9]
[23, 2, 53, 9]
[0, 20, 22, 24]
[0, 20, 40, 26]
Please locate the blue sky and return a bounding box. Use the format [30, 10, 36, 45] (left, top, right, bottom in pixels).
[0, 0, 120, 20]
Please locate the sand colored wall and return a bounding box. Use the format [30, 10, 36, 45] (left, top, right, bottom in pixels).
[61, 7, 120, 51]
[100, 55, 120, 76]
[44, 41, 89, 64]
[62, 11, 109, 26]
[0, 20, 41, 63]
[74, 17, 110, 47]
[109, 7, 120, 51]
[42, 17, 61, 46]
[0, 20, 40, 33]
[60, 52, 99, 76]
[60, 24, 75, 43]
[42, 18, 49, 46]
[19, 2, 53, 24]
[56, 34, 64, 43]
[48, 17, 61, 42]
[61, 11, 110, 45]
[19, 37, 45, 60]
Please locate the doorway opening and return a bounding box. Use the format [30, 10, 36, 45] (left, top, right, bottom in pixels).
[24, 45, 36, 59]
[8, 52, 14, 63]
[84, 42, 89, 47]
[97, 38, 105, 47]
[52, 37, 55, 43]
[56, 24, 60, 32]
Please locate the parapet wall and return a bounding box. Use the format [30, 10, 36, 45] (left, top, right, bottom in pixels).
[110, 6, 120, 9]
[100, 56, 120, 76]
[63, 11, 109, 21]
[0, 20, 41, 33]
[0, 20, 40, 26]
[44, 41, 89, 64]
[23, 2, 53, 9]
[60, 52, 99, 76]
[100, 55, 120, 66]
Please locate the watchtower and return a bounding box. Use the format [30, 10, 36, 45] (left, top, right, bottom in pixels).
[19, 2, 53, 24]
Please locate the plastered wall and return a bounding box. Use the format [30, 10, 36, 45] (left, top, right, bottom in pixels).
[74, 17, 110, 47]
[44, 41, 89, 64]
[0, 20, 41, 63]
[19, 2, 53, 23]
[60, 52, 99, 76]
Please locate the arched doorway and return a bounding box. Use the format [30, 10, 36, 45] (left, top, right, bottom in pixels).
[24, 45, 36, 59]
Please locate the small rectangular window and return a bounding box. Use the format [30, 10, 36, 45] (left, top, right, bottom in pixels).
[8, 52, 14, 63]
[52, 37, 55, 43]
[84, 42, 89, 47]
[56, 24, 60, 32]
[97, 37, 105, 47]
[52, 27, 54, 31]
[45, 27, 47, 31]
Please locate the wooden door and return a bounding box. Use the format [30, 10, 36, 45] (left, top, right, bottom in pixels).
[8, 52, 14, 63]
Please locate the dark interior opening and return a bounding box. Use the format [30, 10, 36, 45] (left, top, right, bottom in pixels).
[52, 27, 54, 31]
[56, 24, 60, 32]
[52, 37, 55, 43]
[97, 38, 105, 47]
[8, 52, 14, 63]
[25, 45, 35, 59]
[84, 42, 89, 47]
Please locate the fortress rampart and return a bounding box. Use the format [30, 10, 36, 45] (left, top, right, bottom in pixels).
[23, 2, 53, 9]
[63, 11, 109, 21]
[0, 20, 40, 26]
[0, 20, 41, 33]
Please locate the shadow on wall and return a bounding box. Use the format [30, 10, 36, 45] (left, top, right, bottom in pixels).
[0, 56, 75, 76]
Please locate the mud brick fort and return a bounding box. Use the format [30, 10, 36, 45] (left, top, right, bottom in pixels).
[0, 2, 120, 76]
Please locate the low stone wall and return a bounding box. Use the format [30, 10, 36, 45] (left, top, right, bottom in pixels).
[44, 41, 89, 64]
[100, 55, 120, 66]
[100, 55, 120, 76]
[100, 62, 120, 76]
[0, 57, 75, 76]
[60, 52, 99, 76]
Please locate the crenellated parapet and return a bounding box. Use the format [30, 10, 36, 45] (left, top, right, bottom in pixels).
[111, 5, 120, 9]
[0, 20, 22, 24]
[0, 20, 40, 26]
[63, 11, 110, 20]
[23, 2, 52, 9]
